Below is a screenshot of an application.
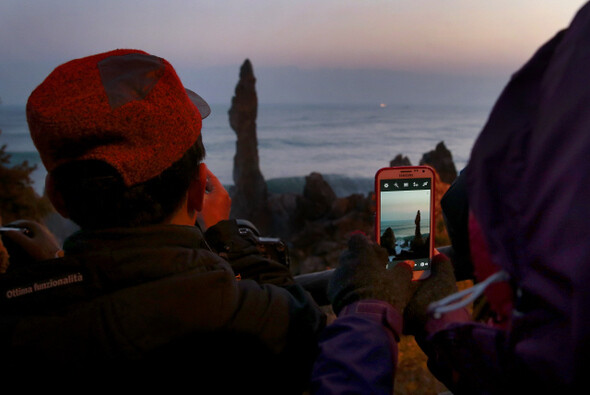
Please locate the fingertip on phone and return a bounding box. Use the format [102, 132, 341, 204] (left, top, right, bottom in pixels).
[412, 270, 431, 281]
[399, 260, 413, 272]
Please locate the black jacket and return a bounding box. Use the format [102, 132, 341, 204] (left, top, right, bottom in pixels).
[0, 223, 326, 392]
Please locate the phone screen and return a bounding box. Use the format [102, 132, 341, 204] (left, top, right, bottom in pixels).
[378, 176, 433, 273]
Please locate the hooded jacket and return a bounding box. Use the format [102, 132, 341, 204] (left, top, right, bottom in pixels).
[423, 2, 590, 393]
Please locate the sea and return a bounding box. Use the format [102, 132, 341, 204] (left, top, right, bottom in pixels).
[380, 218, 430, 240]
[0, 102, 491, 197]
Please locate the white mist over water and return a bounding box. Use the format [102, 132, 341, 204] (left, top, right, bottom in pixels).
[202, 103, 489, 190]
[0, 102, 490, 196]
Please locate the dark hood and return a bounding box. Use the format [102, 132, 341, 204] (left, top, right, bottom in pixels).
[467, 2, 590, 316]
[465, 1, 590, 381]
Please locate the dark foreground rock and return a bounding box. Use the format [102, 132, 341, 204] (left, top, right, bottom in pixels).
[390, 154, 412, 167]
[265, 172, 375, 275]
[391, 141, 457, 185]
[419, 141, 457, 184]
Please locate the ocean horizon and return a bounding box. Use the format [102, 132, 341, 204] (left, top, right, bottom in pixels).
[380, 218, 431, 239]
[0, 102, 490, 196]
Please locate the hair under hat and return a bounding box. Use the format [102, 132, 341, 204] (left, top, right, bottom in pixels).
[26, 49, 210, 186]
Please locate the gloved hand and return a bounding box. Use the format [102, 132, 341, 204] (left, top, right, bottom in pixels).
[197, 165, 231, 230]
[403, 251, 458, 336]
[0, 220, 62, 270]
[327, 232, 414, 316]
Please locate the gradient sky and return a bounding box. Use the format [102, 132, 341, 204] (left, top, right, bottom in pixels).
[1, 0, 587, 105]
[381, 190, 430, 222]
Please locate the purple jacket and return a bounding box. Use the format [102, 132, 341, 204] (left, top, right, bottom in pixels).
[311, 300, 469, 394]
[462, 0, 590, 391]
[426, 1, 590, 393]
[311, 300, 401, 394]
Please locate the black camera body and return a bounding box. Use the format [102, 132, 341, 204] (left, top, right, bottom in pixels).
[236, 219, 290, 267]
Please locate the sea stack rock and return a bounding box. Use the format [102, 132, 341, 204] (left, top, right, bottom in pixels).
[228, 59, 271, 232]
[412, 210, 424, 247]
[300, 172, 337, 220]
[419, 141, 457, 184]
[380, 227, 396, 256]
[390, 154, 412, 167]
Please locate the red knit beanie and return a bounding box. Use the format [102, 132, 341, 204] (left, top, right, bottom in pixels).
[26, 49, 210, 186]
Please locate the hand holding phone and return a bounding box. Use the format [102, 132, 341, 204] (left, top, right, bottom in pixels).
[328, 232, 414, 315]
[0, 220, 63, 268]
[196, 164, 232, 230]
[375, 166, 436, 280]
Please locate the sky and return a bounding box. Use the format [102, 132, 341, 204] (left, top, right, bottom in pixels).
[0, 0, 588, 106]
[381, 190, 431, 222]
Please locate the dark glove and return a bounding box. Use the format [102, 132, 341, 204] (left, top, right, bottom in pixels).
[328, 233, 414, 316]
[403, 252, 458, 336]
[204, 219, 294, 286]
[0, 220, 62, 270]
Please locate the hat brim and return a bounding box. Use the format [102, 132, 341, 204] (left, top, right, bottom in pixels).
[186, 89, 211, 119]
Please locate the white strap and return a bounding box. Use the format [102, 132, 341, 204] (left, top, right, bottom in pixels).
[427, 270, 510, 319]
